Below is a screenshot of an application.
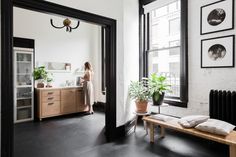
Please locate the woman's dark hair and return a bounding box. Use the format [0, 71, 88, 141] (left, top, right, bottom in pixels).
[84, 62, 92, 70]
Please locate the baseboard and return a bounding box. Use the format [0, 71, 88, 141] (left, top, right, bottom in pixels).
[93, 101, 106, 112]
[106, 117, 136, 141]
[124, 118, 136, 135]
[116, 117, 137, 138]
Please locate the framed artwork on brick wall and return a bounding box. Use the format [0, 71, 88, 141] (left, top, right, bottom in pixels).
[201, 35, 235, 68]
[201, 0, 234, 35]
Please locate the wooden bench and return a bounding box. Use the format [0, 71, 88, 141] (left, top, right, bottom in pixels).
[143, 116, 236, 157]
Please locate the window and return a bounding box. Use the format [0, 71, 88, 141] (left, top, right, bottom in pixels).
[169, 18, 180, 35]
[140, 0, 188, 107]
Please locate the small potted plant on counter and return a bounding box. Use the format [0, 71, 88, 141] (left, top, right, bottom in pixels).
[46, 75, 53, 88]
[148, 73, 171, 106]
[129, 80, 150, 113]
[33, 66, 48, 88]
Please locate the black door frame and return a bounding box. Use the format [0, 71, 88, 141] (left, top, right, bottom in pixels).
[1, 0, 118, 156]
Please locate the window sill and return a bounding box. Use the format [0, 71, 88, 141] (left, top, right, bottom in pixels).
[164, 98, 187, 108]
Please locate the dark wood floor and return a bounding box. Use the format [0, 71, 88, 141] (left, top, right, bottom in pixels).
[14, 112, 228, 157]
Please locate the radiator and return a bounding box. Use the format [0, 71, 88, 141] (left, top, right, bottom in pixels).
[209, 90, 236, 125]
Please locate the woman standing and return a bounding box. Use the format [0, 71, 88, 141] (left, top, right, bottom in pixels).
[81, 62, 94, 114]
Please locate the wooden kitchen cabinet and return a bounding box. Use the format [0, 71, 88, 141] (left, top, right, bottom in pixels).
[37, 89, 61, 120]
[36, 87, 86, 120]
[42, 101, 60, 117]
[76, 90, 89, 112]
[61, 89, 76, 114]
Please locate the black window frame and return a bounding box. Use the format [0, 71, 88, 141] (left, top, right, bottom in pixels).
[139, 0, 188, 107]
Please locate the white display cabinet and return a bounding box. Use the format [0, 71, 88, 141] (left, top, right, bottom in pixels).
[14, 47, 34, 123]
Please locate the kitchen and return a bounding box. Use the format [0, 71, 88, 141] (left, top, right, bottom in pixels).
[13, 7, 106, 123]
[13, 6, 107, 156]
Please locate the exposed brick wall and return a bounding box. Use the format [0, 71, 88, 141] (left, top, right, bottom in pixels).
[150, 0, 236, 117]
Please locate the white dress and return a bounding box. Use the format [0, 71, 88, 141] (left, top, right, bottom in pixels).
[83, 70, 94, 106]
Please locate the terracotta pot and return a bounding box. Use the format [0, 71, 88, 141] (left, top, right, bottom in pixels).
[135, 100, 148, 113]
[37, 82, 44, 88]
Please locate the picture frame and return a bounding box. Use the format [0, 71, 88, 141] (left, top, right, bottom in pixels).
[201, 35, 235, 68]
[200, 0, 234, 35]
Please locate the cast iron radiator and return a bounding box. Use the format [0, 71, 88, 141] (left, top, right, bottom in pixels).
[209, 90, 236, 126]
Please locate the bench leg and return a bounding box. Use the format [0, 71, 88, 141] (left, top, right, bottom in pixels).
[143, 120, 148, 135]
[149, 123, 154, 143]
[160, 126, 165, 138]
[230, 145, 236, 157]
[143, 116, 148, 135]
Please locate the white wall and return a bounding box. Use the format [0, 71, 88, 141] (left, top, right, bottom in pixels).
[45, 0, 139, 126]
[90, 27, 106, 103]
[150, 0, 236, 117]
[14, 7, 104, 102]
[45, 0, 126, 126]
[123, 0, 140, 123]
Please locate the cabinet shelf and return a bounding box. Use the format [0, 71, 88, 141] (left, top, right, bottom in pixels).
[17, 105, 32, 109]
[17, 73, 32, 75]
[15, 118, 33, 123]
[17, 97, 32, 100]
[17, 61, 31, 63]
[17, 85, 32, 88]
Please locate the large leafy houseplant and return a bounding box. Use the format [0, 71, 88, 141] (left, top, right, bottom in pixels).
[33, 66, 48, 88]
[129, 80, 150, 113]
[148, 74, 171, 106]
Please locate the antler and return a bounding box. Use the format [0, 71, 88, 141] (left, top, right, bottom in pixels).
[71, 21, 80, 30]
[50, 19, 66, 29]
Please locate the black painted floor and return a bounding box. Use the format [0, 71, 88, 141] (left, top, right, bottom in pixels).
[14, 112, 228, 157]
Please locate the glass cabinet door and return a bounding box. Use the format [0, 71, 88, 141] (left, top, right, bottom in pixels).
[14, 49, 34, 123]
[16, 53, 32, 86]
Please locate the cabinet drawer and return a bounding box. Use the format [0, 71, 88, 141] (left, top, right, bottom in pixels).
[42, 95, 60, 102]
[42, 90, 60, 97]
[42, 101, 60, 117]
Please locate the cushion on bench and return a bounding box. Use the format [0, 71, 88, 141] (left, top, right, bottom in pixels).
[195, 119, 235, 136]
[178, 115, 209, 128]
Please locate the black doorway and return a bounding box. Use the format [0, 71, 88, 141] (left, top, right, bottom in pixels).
[1, 0, 119, 156]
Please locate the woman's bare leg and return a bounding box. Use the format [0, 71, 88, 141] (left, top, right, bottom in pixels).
[88, 105, 94, 114]
[90, 105, 94, 113]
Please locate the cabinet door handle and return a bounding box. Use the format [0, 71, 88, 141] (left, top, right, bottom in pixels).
[48, 97, 54, 100]
[48, 92, 54, 95]
[48, 103, 54, 105]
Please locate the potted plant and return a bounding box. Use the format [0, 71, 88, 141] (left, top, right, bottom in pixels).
[46, 76, 53, 88]
[33, 66, 48, 88]
[148, 74, 171, 106]
[129, 80, 150, 113]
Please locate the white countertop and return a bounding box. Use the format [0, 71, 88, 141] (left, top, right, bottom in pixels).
[35, 86, 83, 90]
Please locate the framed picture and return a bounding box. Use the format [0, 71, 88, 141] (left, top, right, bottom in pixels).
[201, 0, 234, 35]
[201, 35, 235, 68]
